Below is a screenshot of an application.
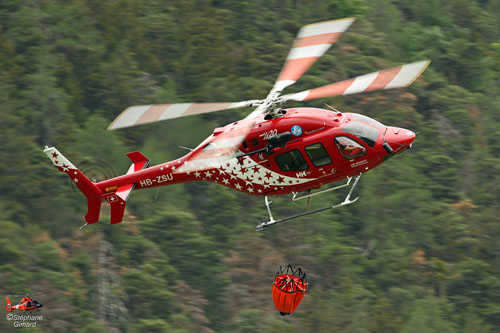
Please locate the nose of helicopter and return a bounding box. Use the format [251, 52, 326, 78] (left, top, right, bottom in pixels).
[383, 127, 416, 154]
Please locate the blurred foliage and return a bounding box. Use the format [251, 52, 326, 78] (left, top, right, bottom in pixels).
[1, 0, 500, 331]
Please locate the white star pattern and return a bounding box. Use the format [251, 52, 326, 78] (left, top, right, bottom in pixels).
[172, 153, 316, 194]
[74, 178, 79, 183]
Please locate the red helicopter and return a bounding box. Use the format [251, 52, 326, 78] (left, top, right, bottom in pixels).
[5, 294, 43, 312]
[45, 18, 429, 230]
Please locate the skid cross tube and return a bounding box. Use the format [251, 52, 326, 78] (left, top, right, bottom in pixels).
[256, 173, 362, 231]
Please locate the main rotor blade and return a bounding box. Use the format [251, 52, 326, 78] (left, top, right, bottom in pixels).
[282, 60, 431, 102]
[175, 117, 255, 173]
[272, 18, 356, 92]
[108, 101, 260, 130]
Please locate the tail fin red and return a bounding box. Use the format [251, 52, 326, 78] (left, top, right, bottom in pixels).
[44, 147, 103, 224]
[6, 296, 12, 312]
[45, 147, 150, 225]
[105, 151, 150, 224]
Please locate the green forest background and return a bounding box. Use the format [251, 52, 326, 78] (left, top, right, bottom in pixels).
[1, 0, 500, 332]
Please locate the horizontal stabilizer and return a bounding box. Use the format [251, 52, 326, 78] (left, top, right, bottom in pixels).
[126, 151, 150, 172]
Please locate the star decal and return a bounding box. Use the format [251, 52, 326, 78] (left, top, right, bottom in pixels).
[258, 189, 262, 193]
[247, 187, 254, 193]
[52, 152, 58, 158]
[194, 171, 201, 178]
[171, 166, 176, 171]
[204, 171, 212, 178]
[54, 159, 59, 164]
[74, 178, 79, 183]
[265, 172, 272, 179]
[252, 166, 260, 173]
[277, 176, 284, 184]
[74, 171, 78, 175]
[62, 164, 69, 172]
[222, 178, 229, 185]
[235, 183, 242, 190]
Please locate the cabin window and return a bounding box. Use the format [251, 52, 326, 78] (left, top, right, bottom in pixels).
[305, 143, 332, 167]
[275, 149, 308, 171]
[334, 136, 367, 159]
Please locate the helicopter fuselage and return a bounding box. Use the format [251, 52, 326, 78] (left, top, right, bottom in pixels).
[97, 107, 415, 198]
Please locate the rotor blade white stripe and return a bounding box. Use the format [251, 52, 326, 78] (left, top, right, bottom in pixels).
[273, 80, 296, 92]
[159, 103, 192, 120]
[203, 136, 245, 150]
[342, 72, 379, 95]
[228, 100, 257, 109]
[246, 103, 271, 119]
[287, 44, 331, 60]
[385, 61, 429, 89]
[297, 18, 356, 38]
[285, 90, 310, 102]
[111, 105, 151, 129]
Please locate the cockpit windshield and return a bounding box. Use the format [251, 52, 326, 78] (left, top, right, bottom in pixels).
[351, 114, 384, 129]
[342, 120, 382, 147]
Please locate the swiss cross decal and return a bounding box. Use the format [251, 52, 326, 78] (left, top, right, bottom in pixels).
[106, 195, 119, 204]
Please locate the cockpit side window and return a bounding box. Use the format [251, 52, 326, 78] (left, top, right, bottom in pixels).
[275, 149, 308, 171]
[334, 136, 367, 160]
[305, 143, 332, 167]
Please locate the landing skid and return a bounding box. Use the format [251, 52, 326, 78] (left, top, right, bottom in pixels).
[256, 174, 362, 231]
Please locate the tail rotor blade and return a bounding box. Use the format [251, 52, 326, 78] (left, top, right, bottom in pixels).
[282, 60, 431, 102]
[108, 100, 260, 130]
[273, 18, 356, 92]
